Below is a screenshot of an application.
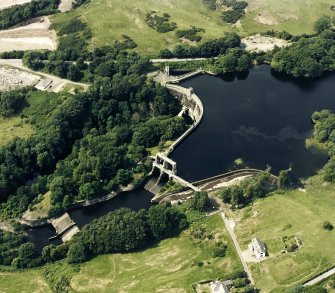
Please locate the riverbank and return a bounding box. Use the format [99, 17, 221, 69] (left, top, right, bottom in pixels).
[20, 69, 205, 228]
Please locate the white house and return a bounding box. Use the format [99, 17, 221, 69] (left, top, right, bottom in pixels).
[249, 238, 267, 258]
[210, 281, 230, 293]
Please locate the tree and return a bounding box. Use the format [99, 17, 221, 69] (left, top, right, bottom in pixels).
[67, 64, 83, 81]
[147, 204, 187, 240]
[212, 241, 227, 257]
[0, 90, 27, 117]
[14, 242, 40, 268]
[67, 241, 88, 263]
[189, 192, 211, 212]
[278, 167, 293, 189]
[314, 16, 331, 34]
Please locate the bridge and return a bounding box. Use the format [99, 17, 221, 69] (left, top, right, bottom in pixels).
[151, 153, 200, 193]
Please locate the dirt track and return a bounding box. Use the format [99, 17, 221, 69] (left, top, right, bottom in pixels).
[0, 17, 57, 52]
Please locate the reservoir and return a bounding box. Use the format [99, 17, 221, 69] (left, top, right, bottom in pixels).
[29, 65, 335, 248]
[172, 65, 334, 181]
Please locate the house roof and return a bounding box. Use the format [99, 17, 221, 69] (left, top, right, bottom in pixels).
[210, 281, 230, 293]
[252, 238, 266, 254]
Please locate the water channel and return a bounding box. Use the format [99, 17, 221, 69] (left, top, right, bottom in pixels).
[29, 65, 335, 249]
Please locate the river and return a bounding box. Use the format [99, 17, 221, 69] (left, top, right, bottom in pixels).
[29, 65, 335, 249]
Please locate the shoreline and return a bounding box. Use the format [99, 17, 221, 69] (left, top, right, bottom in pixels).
[20, 71, 205, 228]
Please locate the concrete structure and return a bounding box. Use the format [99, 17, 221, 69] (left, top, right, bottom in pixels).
[210, 281, 230, 293]
[249, 238, 267, 259]
[303, 266, 335, 287]
[164, 65, 170, 76]
[165, 84, 203, 123]
[151, 153, 201, 197]
[155, 153, 177, 174]
[50, 212, 79, 242]
[164, 84, 203, 156]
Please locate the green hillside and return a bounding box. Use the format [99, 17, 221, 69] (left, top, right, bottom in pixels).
[52, 0, 335, 53]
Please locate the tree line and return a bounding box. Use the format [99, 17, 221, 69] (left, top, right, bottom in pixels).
[311, 110, 335, 182]
[0, 0, 60, 29]
[66, 204, 187, 263]
[220, 170, 292, 208]
[271, 17, 335, 78]
[0, 49, 186, 219]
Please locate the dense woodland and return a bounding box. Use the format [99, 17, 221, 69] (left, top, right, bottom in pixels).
[0, 49, 187, 219]
[0, 0, 60, 29]
[67, 204, 187, 263]
[272, 17, 335, 78]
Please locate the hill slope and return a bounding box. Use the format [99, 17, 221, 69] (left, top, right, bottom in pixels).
[52, 0, 335, 54]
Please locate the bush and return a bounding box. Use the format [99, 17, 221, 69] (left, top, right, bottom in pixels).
[58, 19, 87, 36]
[323, 221, 334, 231]
[213, 241, 227, 257]
[176, 27, 205, 42]
[221, 0, 248, 23]
[287, 243, 298, 252]
[233, 278, 249, 288]
[145, 11, 176, 33]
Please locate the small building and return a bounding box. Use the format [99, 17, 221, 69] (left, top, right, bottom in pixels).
[210, 281, 230, 293]
[249, 238, 267, 258]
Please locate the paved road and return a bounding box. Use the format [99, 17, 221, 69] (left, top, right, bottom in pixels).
[0, 59, 89, 92]
[221, 212, 255, 285]
[150, 57, 216, 63]
[303, 267, 335, 286]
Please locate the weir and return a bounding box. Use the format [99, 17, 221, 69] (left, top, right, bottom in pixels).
[50, 212, 80, 242]
[152, 168, 278, 204]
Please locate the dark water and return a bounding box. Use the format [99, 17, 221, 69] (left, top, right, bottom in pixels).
[27, 226, 62, 252]
[171, 65, 335, 181]
[29, 65, 335, 249]
[69, 188, 153, 228]
[28, 188, 153, 250]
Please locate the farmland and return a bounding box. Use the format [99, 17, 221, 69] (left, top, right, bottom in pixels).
[230, 176, 335, 291]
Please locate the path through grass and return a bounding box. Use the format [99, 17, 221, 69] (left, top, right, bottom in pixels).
[231, 176, 335, 291]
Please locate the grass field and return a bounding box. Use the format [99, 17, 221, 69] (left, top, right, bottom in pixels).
[244, 0, 335, 35]
[0, 214, 242, 293]
[52, 0, 227, 54]
[69, 213, 243, 292]
[52, 0, 335, 54]
[0, 116, 34, 146]
[230, 176, 335, 292]
[0, 269, 51, 293]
